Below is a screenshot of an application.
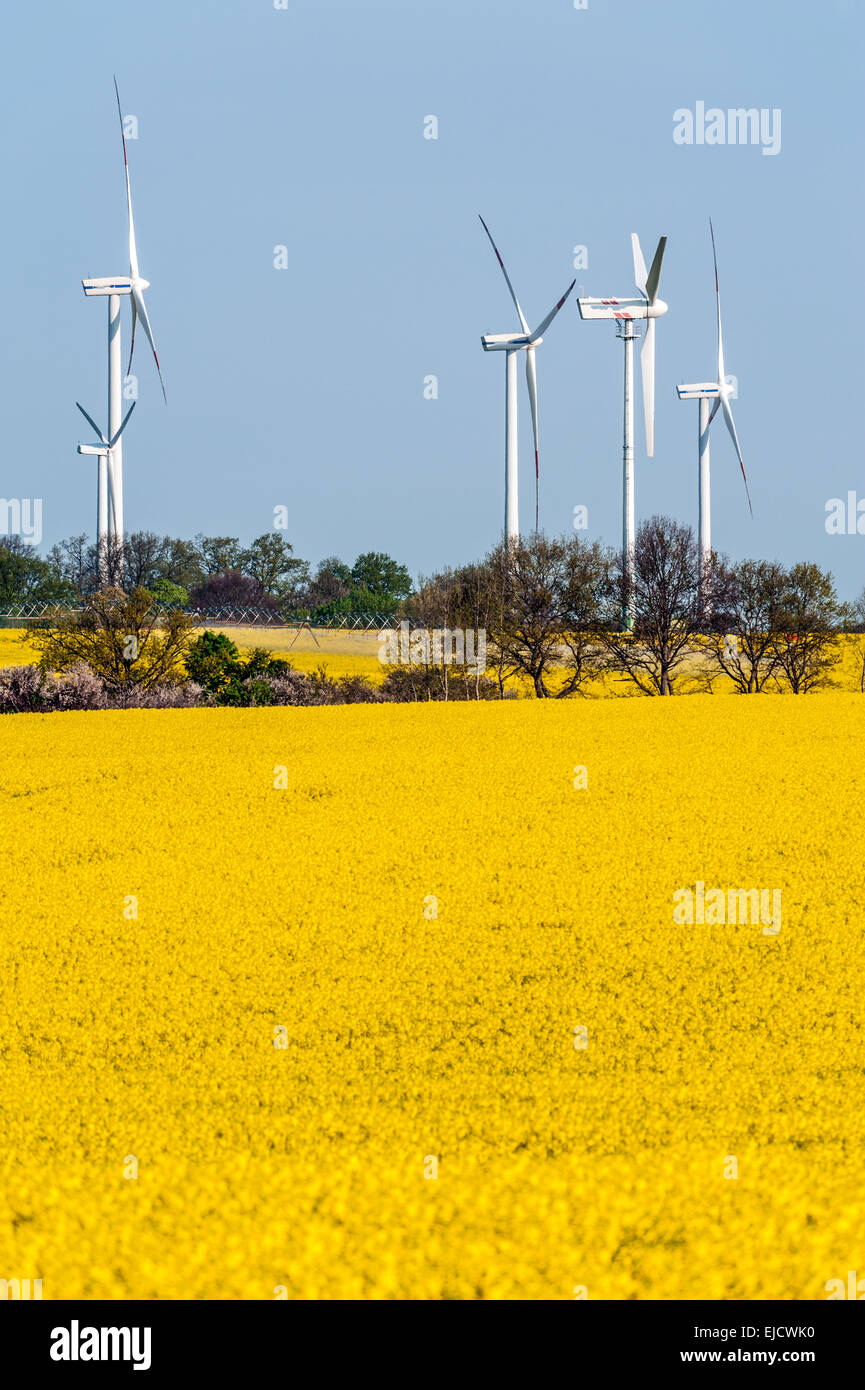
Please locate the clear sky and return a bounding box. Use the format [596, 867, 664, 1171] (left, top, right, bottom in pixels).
[2, 0, 863, 595]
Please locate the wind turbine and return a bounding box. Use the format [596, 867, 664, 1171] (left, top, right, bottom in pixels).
[81, 78, 165, 549]
[677, 220, 752, 609]
[75, 402, 136, 573]
[479, 216, 575, 540]
[577, 233, 668, 627]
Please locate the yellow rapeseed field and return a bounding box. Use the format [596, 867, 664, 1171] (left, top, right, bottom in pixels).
[0, 628, 39, 668]
[1, 695, 863, 1300]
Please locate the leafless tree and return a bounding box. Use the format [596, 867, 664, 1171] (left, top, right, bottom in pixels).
[485, 534, 608, 698]
[598, 516, 705, 696]
[705, 558, 786, 693]
[770, 563, 847, 693]
[853, 587, 865, 693]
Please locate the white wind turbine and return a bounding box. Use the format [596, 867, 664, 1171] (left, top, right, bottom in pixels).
[81, 78, 165, 548]
[578, 232, 668, 627]
[479, 216, 575, 540]
[75, 401, 137, 570]
[677, 219, 752, 607]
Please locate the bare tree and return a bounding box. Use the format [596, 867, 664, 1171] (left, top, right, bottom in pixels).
[599, 516, 705, 696]
[486, 534, 608, 698]
[122, 531, 166, 591]
[705, 558, 786, 693]
[770, 563, 846, 693]
[46, 535, 94, 598]
[853, 587, 865, 693]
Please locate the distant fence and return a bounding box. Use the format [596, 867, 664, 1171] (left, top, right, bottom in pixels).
[0, 603, 402, 631]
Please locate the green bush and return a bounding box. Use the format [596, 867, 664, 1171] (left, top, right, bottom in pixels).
[185, 631, 294, 703]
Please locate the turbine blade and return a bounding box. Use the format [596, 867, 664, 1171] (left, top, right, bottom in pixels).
[526, 347, 540, 531]
[114, 77, 139, 281]
[126, 293, 138, 378]
[132, 286, 166, 401]
[76, 402, 107, 445]
[641, 319, 655, 457]
[109, 400, 137, 447]
[479, 215, 530, 335]
[721, 396, 752, 516]
[645, 236, 667, 304]
[707, 396, 722, 427]
[530, 280, 576, 341]
[709, 218, 725, 383]
[631, 233, 648, 293]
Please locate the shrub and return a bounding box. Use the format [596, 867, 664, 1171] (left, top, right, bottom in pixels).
[184, 631, 242, 693]
[379, 666, 509, 701]
[0, 665, 53, 713]
[29, 588, 194, 692]
[53, 662, 108, 711]
[0, 662, 201, 714]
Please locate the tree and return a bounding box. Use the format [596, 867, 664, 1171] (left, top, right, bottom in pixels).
[150, 578, 188, 609]
[599, 516, 706, 696]
[770, 563, 847, 693]
[189, 570, 278, 611]
[853, 587, 865, 694]
[239, 533, 308, 602]
[156, 536, 206, 592]
[194, 534, 243, 576]
[46, 535, 94, 600]
[0, 538, 74, 607]
[302, 557, 353, 613]
[705, 558, 786, 693]
[350, 552, 412, 600]
[486, 534, 608, 698]
[122, 531, 167, 592]
[29, 588, 194, 694]
[392, 562, 497, 701]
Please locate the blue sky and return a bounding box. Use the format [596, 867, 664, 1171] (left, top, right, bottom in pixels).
[2, 0, 863, 595]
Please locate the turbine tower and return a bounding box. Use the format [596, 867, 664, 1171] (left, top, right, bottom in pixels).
[479, 216, 575, 540]
[81, 79, 165, 550]
[577, 233, 668, 628]
[676, 220, 752, 610]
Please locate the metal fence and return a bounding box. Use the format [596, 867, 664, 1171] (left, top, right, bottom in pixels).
[0, 602, 402, 631]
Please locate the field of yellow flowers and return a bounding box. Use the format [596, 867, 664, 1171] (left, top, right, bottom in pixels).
[1, 694, 863, 1300]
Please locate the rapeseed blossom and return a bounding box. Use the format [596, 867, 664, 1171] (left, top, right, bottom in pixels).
[0, 695, 862, 1298]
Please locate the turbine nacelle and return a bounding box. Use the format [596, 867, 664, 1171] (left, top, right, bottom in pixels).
[81, 276, 133, 297]
[481, 333, 535, 352]
[677, 382, 720, 400]
[577, 296, 668, 321]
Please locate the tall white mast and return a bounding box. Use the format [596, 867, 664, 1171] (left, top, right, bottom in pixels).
[504, 348, 519, 541]
[619, 318, 638, 627]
